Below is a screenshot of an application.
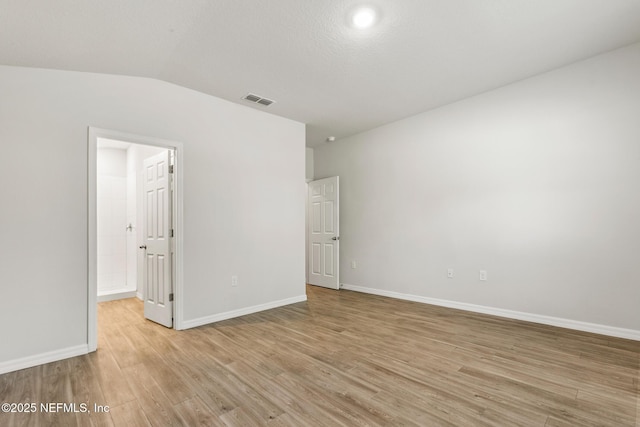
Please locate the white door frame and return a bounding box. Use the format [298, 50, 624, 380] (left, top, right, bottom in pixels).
[87, 127, 185, 352]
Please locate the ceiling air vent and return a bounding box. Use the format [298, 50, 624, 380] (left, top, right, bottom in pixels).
[243, 93, 275, 106]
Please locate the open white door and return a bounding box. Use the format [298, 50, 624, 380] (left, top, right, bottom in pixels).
[142, 151, 173, 327]
[308, 176, 340, 289]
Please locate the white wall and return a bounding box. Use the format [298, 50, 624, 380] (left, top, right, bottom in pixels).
[96, 147, 128, 295]
[125, 145, 137, 294]
[0, 66, 306, 368]
[305, 147, 314, 282]
[314, 43, 640, 334]
[305, 147, 314, 182]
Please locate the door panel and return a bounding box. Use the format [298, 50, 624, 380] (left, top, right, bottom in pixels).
[324, 245, 334, 276]
[324, 201, 334, 232]
[312, 243, 321, 275]
[142, 151, 173, 327]
[312, 202, 321, 233]
[308, 176, 339, 289]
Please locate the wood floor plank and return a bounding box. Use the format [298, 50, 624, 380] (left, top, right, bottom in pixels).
[173, 396, 224, 427]
[68, 355, 114, 427]
[108, 400, 151, 427]
[223, 360, 340, 426]
[274, 365, 389, 426]
[40, 359, 71, 379]
[455, 342, 636, 403]
[124, 326, 194, 405]
[369, 390, 461, 426]
[270, 372, 365, 426]
[40, 372, 81, 427]
[352, 358, 537, 426]
[456, 365, 626, 427]
[265, 412, 299, 426]
[159, 350, 238, 417]
[1, 372, 41, 427]
[219, 406, 266, 427]
[0, 284, 638, 426]
[87, 349, 136, 408]
[0, 369, 15, 390]
[121, 363, 184, 426]
[191, 357, 284, 423]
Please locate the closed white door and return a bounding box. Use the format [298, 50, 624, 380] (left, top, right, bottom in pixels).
[142, 151, 173, 327]
[308, 176, 339, 289]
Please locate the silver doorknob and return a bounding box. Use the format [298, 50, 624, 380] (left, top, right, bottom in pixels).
[139, 245, 147, 249]
[332, 236, 339, 241]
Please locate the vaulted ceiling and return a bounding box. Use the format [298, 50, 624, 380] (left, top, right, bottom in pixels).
[2, 0, 640, 146]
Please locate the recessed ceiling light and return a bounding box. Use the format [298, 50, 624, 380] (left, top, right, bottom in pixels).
[352, 7, 377, 29]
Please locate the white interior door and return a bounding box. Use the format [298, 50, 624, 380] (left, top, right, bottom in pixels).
[142, 151, 173, 327]
[308, 176, 340, 289]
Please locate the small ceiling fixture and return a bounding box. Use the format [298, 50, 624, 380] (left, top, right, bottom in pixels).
[326, 136, 336, 142]
[352, 7, 377, 29]
[242, 93, 275, 106]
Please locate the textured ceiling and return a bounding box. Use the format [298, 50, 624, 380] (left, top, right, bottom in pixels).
[2, 0, 640, 146]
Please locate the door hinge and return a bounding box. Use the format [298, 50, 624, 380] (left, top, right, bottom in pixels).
[169, 165, 174, 174]
[169, 293, 174, 302]
[170, 229, 174, 237]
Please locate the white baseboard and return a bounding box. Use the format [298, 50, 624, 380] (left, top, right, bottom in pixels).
[341, 284, 640, 341]
[0, 344, 89, 375]
[136, 291, 143, 300]
[181, 294, 308, 330]
[97, 289, 137, 302]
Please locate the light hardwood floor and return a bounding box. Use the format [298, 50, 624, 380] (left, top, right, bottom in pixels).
[1, 285, 638, 426]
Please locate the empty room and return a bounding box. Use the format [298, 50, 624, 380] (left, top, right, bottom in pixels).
[0, 1, 639, 426]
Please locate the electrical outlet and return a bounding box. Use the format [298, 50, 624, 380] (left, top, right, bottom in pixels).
[231, 275, 238, 287]
[351, 260, 357, 269]
[479, 270, 487, 281]
[447, 268, 454, 278]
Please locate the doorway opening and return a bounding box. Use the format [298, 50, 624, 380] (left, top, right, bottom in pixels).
[96, 139, 168, 303]
[88, 128, 184, 351]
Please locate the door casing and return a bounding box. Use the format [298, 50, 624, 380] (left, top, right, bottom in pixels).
[87, 127, 184, 352]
